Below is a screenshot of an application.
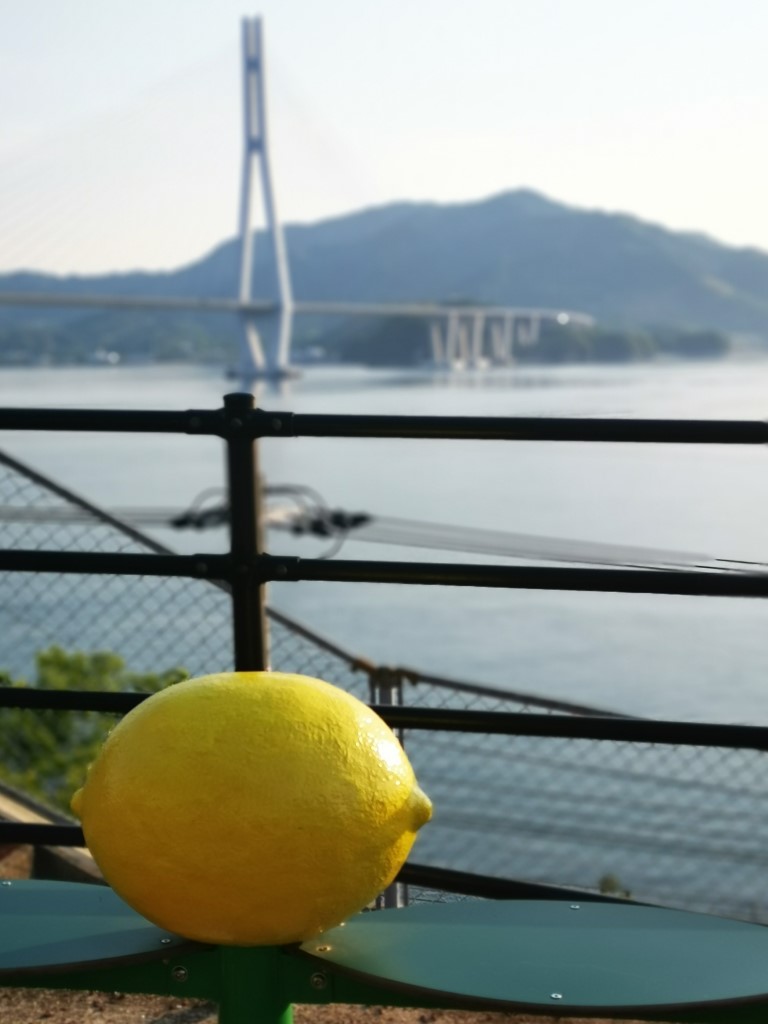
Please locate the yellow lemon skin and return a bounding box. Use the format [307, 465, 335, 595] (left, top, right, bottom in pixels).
[71, 672, 431, 946]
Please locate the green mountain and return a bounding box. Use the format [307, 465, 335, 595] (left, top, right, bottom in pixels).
[1, 189, 767, 364]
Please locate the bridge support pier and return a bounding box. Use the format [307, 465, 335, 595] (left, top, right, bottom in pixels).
[238, 317, 266, 377]
[489, 314, 514, 365]
[429, 320, 447, 368]
[468, 312, 487, 368]
[429, 312, 465, 370]
[429, 310, 513, 370]
[517, 315, 541, 348]
[235, 309, 295, 382]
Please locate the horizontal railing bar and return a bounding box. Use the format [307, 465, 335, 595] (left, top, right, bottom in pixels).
[397, 862, 629, 903]
[0, 551, 231, 578]
[264, 411, 768, 445]
[4, 549, 768, 599]
[1, 404, 767, 446]
[0, 688, 764, 751]
[0, 407, 227, 435]
[375, 707, 768, 750]
[0, 689, 144, 712]
[5, 550, 768, 599]
[0, 826, 651, 909]
[271, 556, 768, 598]
[0, 822, 84, 845]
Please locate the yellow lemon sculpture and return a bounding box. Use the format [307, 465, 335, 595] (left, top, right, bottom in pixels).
[71, 671, 431, 946]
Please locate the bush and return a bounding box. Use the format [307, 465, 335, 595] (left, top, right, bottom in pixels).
[0, 647, 187, 814]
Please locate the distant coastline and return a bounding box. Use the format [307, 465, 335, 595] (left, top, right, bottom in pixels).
[0, 317, 731, 370]
[2, 189, 766, 369]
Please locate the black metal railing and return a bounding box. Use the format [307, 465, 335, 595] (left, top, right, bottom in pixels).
[2, 394, 768, 914]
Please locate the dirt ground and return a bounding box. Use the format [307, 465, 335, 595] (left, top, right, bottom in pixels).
[0, 989, 656, 1024]
[0, 847, 662, 1024]
[0, 989, 671, 1024]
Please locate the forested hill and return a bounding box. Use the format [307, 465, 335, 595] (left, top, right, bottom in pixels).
[3, 189, 768, 361]
[284, 190, 768, 337]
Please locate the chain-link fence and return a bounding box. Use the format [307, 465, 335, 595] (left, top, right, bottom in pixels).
[407, 731, 768, 921]
[2, 447, 768, 921]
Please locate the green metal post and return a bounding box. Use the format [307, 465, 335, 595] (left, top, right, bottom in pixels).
[217, 947, 293, 1024]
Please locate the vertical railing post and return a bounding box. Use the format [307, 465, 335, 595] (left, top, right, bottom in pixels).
[370, 666, 409, 909]
[224, 392, 269, 671]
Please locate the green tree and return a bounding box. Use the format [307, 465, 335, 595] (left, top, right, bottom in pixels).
[523, 321, 593, 363]
[671, 329, 729, 358]
[0, 647, 187, 814]
[328, 316, 432, 366]
[592, 328, 655, 363]
[598, 872, 632, 898]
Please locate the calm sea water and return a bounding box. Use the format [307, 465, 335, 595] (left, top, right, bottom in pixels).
[2, 358, 768, 725]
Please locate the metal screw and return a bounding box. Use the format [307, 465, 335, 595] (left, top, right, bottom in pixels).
[171, 966, 189, 983]
[550, 993, 563, 1000]
[310, 972, 328, 990]
[569, 904, 580, 910]
[160, 938, 172, 946]
[316, 945, 331, 953]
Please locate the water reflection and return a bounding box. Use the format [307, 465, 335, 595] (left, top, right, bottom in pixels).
[233, 362, 653, 400]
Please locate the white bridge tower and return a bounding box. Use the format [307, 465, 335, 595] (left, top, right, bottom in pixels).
[236, 16, 294, 380]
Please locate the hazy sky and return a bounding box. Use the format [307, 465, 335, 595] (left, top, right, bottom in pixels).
[2, 0, 768, 275]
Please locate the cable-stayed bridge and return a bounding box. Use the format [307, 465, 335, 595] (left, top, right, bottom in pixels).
[0, 18, 594, 382]
[0, 290, 594, 376]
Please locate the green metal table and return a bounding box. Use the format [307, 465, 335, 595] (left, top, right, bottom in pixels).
[3, 881, 768, 1024]
[0, 879, 198, 973]
[302, 898, 768, 1019]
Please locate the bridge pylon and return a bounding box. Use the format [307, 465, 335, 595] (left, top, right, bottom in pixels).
[236, 17, 295, 381]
